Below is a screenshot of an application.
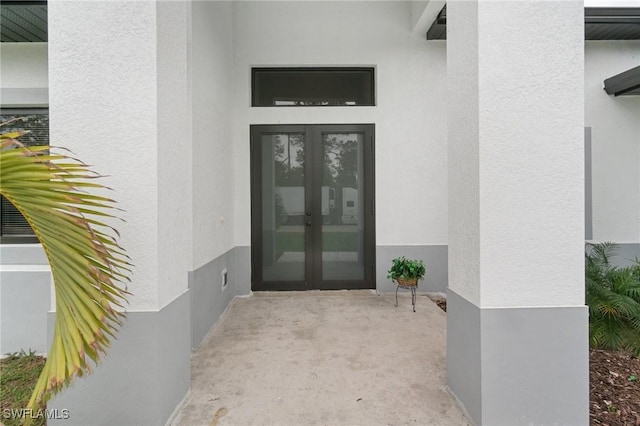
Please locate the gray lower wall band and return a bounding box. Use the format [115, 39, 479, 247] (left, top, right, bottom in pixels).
[189, 246, 251, 350]
[608, 242, 640, 267]
[446, 289, 482, 423]
[447, 289, 589, 426]
[376, 245, 447, 293]
[48, 290, 191, 426]
[0, 269, 50, 354]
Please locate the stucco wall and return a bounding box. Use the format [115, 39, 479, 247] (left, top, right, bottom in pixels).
[448, 0, 585, 307]
[585, 41, 640, 246]
[477, 1, 585, 307]
[0, 43, 48, 89]
[156, 1, 193, 309]
[191, 1, 236, 268]
[232, 1, 449, 248]
[48, 1, 161, 310]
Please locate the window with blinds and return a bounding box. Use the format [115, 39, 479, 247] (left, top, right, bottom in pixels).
[1, 109, 49, 243]
[252, 68, 375, 107]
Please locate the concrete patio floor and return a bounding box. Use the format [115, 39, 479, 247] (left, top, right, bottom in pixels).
[172, 291, 470, 426]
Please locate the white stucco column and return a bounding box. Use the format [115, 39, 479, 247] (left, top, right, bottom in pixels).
[446, 1, 588, 424]
[47, 2, 192, 424]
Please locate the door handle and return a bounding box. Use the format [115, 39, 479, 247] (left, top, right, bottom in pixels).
[306, 221, 312, 227]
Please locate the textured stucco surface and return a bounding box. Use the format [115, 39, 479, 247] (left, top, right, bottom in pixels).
[477, 1, 585, 308]
[48, 1, 160, 310]
[191, 1, 236, 268]
[448, 1, 585, 307]
[447, 0, 481, 306]
[156, 1, 192, 308]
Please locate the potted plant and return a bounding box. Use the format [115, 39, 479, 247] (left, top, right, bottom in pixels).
[387, 256, 426, 287]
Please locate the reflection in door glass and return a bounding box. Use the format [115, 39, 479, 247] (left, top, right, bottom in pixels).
[322, 133, 365, 280]
[261, 134, 306, 281]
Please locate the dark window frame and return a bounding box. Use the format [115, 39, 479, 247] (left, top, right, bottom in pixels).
[251, 67, 376, 107]
[1, 107, 49, 244]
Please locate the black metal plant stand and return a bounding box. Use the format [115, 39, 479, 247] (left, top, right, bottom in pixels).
[394, 280, 417, 312]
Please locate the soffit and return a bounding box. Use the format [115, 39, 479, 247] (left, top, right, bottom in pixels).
[1, 1, 47, 42]
[426, 6, 640, 41]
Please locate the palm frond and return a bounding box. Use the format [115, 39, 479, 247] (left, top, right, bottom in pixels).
[0, 131, 131, 417]
[586, 242, 640, 357]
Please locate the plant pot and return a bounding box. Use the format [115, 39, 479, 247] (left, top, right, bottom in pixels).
[396, 277, 418, 287]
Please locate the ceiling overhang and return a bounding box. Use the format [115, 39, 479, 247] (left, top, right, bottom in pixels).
[0, 1, 47, 42]
[585, 7, 640, 40]
[426, 4, 447, 41]
[426, 6, 640, 41]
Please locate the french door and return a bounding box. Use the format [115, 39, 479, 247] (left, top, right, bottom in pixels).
[250, 124, 375, 290]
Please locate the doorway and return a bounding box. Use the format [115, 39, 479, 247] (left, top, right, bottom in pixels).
[250, 124, 375, 290]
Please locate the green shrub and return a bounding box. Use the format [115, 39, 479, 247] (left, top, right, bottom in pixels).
[586, 242, 640, 356]
[387, 257, 426, 281]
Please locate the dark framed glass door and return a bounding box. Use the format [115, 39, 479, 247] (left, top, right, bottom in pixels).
[250, 124, 375, 290]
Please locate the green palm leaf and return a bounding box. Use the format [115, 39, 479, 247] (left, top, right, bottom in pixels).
[0, 123, 131, 419]
[586, 242, 640, 356]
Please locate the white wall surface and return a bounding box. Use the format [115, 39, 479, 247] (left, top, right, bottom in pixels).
[447, 0, 481, 305]
[585, 41, 640, 244]
[157, 1, 193, 308]
[191, 1, 236, 268]
[232, 1, 449, 247]
[48, 1, 160, 310]
[449, 1, 585, 307]
[0, 43, 48, 89]
[478, 1, 585, 307]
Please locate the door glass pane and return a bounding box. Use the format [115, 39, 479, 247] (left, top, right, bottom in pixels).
[321, 133, 364, 280]
[261, 134, 306, 281]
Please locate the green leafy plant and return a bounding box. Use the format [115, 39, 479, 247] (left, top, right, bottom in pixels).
[586, 242, 640, 356]
[0, 119, 131, 422]
[387, 257, 426, 282]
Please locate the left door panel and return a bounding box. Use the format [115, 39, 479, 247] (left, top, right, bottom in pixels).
[251, 126, 311, 290]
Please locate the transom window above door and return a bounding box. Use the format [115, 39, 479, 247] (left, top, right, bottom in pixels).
[251, 67, 375, 107]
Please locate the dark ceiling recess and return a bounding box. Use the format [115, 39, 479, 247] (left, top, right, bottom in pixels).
[585, 8, 640, 40]
[604, 66, 640, 96]
[426, 5, 447, 41]
[427, 6, 640, 41]
[1, 1, 47, 42]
